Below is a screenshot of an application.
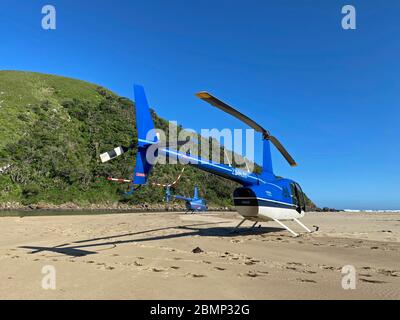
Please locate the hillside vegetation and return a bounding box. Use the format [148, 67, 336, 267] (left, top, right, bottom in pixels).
[0, 71, 315, 209]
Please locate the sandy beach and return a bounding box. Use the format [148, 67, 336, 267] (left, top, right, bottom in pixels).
[0, 211, 399, 300]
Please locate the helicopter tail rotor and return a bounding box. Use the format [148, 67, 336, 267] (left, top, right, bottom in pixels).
[100, 144, 135, 163]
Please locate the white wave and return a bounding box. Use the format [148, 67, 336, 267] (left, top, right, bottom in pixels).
[344, 209, 400, 213]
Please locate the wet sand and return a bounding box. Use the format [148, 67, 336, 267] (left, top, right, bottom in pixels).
[0, 211, 399, 299]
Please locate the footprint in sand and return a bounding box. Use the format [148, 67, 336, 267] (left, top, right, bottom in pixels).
[297, 278, 317, 283]
[360, 273, 372, 278]
[97, 264, 115, 271]
[244, 258, 260, 266]
[288, 262, 304, 266]
[149, 267, 165, 273]
[360, 278, 386, 284]
[214, 267, 226, 271]
[319, 265, 335, 271]
[133, 261, 143, 267]
[304, 270, 317, 274]
[246, 272, 258, 278]
[377, 269, 400, 277]
[245, 270, 268, 278]
[286, 266, 297, 271]
[257, 271, 269, 275]
[186, 273, 206, 278]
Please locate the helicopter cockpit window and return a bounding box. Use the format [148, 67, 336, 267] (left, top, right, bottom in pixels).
[295, 183, 306, 212]
[282, 187, 290, 198]
[290, 184, 298, 206]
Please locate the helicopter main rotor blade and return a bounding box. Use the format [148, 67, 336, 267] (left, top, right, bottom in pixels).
[196, 92, 269, 137]
[196, 91, 297, 167]
[269, 136, 297, 167]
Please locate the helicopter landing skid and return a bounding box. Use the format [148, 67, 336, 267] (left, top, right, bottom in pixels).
[272, 218, 313, 237]
[229, 218, 260, 234]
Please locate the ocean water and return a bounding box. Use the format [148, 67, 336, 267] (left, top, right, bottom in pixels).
[344, 209, 400, 213]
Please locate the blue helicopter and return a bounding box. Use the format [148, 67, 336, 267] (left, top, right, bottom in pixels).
[101, 85, 312, 236]
[165, 186, 208, 214]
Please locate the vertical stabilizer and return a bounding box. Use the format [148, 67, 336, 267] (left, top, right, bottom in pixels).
[193, 186, 199, 200]
[261, 139, 274, 179]
[165, 186, 171, 203]
[132, 85, 158, 186]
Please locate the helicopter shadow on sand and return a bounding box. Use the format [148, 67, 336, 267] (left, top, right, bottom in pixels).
[19, 221, 284, 257]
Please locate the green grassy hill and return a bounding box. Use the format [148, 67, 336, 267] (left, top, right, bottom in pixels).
[0, 71, 315, 209]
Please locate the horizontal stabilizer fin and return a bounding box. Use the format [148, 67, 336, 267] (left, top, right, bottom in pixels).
[173, 195, 192, 201]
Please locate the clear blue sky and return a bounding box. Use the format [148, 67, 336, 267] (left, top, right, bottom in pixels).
[1, 0, 399, 209]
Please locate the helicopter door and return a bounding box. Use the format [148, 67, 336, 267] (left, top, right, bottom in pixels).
[295, 184, 306, 213]
[290, 183, 305, 213]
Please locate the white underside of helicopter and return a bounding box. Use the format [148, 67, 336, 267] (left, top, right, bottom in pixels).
[235, 205, 305, 222]
[233, 197, 312, 236]
[233, 205, 311, 237]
